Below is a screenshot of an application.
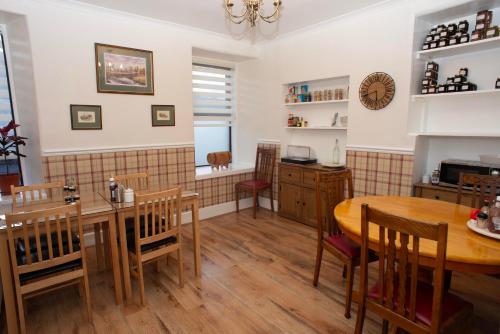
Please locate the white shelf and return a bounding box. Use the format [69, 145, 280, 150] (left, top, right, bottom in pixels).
[416, 36, 500, 60]
[409, 132, 500, 138]
[285, 126, 347, 130]
[284, 99, 349, 106]
[411, 89, 500, 101]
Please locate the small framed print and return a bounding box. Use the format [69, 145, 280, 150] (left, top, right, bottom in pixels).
[70, 105, 102, 130]
[151, 105, 175, 126]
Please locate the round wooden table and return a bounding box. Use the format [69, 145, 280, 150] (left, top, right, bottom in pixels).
[334, 196, 500, 274]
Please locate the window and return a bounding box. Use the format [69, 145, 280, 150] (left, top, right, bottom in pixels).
[192, 63, 234, 167]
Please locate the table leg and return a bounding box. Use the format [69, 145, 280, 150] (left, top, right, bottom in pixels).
[94, 223, 104, 271]
[0, 233, 19, 334]
[191, 199, 201, 277]
[107, 214, 123, 304]
[102, 222, 112, 270]
[118, 211, 132, 301]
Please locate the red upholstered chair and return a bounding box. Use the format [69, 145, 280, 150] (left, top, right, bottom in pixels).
[355, 204, 473, 334]
[235, 147, 276, 219]
[312, 169, 377, 319]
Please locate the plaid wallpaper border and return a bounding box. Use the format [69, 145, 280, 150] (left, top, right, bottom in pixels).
[346, 150, 414, 197]
[42, 147, 196, 194]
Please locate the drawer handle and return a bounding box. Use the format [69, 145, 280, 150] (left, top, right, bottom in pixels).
[434, 195, 440, 200]
[288, 173, 292, 177]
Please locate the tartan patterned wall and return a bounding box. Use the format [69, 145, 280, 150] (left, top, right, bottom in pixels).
[42, 147, 196, 194]
[346, 150, 414, 197]
[42, 143, 281, 209]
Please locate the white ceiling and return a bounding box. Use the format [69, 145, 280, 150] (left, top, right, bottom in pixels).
[73, 0, 391, 38]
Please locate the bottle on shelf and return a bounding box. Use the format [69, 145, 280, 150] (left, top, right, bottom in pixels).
[333, 139, 340, 164]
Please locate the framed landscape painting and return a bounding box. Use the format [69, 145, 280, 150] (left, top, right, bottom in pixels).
[70, 105, 102, 130]
[95, 43, 154, 95]
[151, 105, 175, 126]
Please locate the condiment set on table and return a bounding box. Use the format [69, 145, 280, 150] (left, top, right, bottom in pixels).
[108, 177, 134, 203]
[468, 196, 500, 240]
[63, 178, 80, 203]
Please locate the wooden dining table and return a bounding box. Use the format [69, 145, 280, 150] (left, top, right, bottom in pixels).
[334, 196, 500, 274]
[0, 191, 123, 334]
[99, 184, 201, 302]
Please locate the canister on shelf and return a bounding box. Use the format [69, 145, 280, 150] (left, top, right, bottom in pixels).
[446, 84, 458, 93]
[421, 87, 429, 94]
[453, 75, 467, 83]
[428, 85, 437, 94]
[476, 10, 493, 23]
[424, 70, 438, 80]
[460, 82, 477, 92]
[439, 30, 449, 38]
[430, 41, 438, 49]
[422, 78, 437, 86]
[438, 38, 449, 47]
[460, 33, 470, 43]
[449, 36, 460, 45]
[437, 85, 447, 93]
[458, 20, 469, 32]
[476, 21, 490, 31]
[430, 27, 438, 34]
[433, 34, 441, 41]
[425, 34, 434, 43]
[436, 24, 447, 33]
[459, 68, 469, 77]
[485, 26, 499, 38]
[447, 23, 458, 34]
[471, 30, 484, 42]
[426, 62, 439, 71]
[496, 78, 500, 89]
[422, 43, 430, 50]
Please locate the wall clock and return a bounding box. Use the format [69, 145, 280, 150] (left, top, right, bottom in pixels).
[359, 72, 395, 110]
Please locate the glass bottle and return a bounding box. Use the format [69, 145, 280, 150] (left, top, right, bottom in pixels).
[333, 139, 340, 164]
[489, 196, 500, 232]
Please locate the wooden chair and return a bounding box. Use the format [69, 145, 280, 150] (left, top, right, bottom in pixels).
[457, 173, 500, 208]
[127, 187, 184, 305]
[235, 147, 276, 219]
[115, 172, 149, 190]
[11, 181, 64, 210]
[6, 203, 92, 333]
[354, 204, 473, 334]
[312, 169, 377, 318]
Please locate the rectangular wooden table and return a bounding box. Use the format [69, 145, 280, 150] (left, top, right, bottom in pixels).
[99, 185, 201, 302]
[0, 192, 123, 334]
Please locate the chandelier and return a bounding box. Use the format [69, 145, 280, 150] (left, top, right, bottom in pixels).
[224, 0, 283, 27]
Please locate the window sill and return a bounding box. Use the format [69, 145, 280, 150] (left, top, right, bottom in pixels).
[195, 163, 254, 181]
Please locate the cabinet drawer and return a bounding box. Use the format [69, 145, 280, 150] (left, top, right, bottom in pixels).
[280, 166, 301, 184]
[303, 171, 316, 188]
[419, 188, 459, 204]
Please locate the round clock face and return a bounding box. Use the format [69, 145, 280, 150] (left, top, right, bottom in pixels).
[359, 72, 395, 110]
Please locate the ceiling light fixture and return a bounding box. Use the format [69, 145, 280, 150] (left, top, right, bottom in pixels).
[224, 0, 282, 27]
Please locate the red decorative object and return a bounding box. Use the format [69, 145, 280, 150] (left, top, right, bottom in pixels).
[0, 120, 27, 194]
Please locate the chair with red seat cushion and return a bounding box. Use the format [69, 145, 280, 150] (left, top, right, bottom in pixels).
[354, 204, 473, 334]
[236, 147, 276, 219]
[312, 169, 377, 319]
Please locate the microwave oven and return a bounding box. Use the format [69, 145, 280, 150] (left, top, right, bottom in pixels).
[439, 159, 500, 187]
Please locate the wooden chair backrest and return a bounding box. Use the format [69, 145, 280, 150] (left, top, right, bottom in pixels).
[359, 204, 448, 334]
[11, 181, 64, 210]
[133, 187, 182, 253]
[5, 203, 84, 283]
[115, 172, 149, 190]
[457, 173, 500, 208]
[315, 169, 353, 236]
[254, 147, 276, 184]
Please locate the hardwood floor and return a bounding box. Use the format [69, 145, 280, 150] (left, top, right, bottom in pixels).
[15, 208, 500, 333]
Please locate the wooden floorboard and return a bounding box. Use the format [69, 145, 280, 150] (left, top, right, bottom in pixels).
[14, 208, 500, 333]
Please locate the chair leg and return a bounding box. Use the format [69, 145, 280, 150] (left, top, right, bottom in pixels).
[16, 294, 26, 334]
[82, 275, 92, 322]
[252, 190, 257, 219]
[382, 320, 389, 334]
[344, 261, 355, 319]
[270, 187, 275, 212]
[137, 257, 145, 306]
[313, 242, 323, 286]
[235, 185, 240, 213]
[177, 247, 184, 288]
[354, 299, 366, 334]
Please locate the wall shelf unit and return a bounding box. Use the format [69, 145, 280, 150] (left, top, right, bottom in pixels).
[409, 132, 500, 138]
[411, 89, 500, 101]
[284, 99, 349, 107]
[285, 126, 347, 130]
[417, 36, 500, 60]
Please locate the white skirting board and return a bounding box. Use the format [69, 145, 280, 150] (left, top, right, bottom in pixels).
[84, 196, 278, 246]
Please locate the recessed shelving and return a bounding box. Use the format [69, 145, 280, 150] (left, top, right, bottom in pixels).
[411, 89, 500, 101]
[417, 36, 500, 60]
[284, 99, 349, 106]
[285, 126, 347, 130]
[409, 132, 500, 138]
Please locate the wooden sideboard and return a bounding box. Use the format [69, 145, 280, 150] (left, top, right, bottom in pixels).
[413, 182, 474, 206]
[278, 162, 346, 227]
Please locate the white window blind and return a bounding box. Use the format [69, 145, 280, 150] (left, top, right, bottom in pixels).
[192, 63, 234, 126]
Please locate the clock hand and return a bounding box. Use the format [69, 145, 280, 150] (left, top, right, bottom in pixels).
[361, 90, 377, 97]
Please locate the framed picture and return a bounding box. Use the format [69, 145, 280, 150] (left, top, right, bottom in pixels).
[70, 105, 102, 130]
[151, 105, 175, 127]
[95, 43, 154, 95]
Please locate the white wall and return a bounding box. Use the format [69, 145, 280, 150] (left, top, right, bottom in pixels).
[235, 0, 481, 164]
[0, 0, 259, 163]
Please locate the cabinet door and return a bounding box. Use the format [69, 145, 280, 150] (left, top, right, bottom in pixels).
[302, 188, 318, 227]
[278, 183, 302, 220]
